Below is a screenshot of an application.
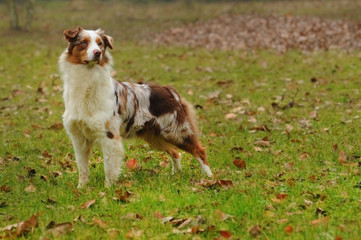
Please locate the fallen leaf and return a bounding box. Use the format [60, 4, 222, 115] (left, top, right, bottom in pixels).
[248, 225, 262, 238]
[113, 190, 133, 203]
[161, 216, 174, 224]
[284, 225, 293, 235]
[332, 143, 338, 152]
[1, 185, 11, 192]
[49, 122, 63, 130]
[24, 183, 36, 193]
[214, 209, 234, 221]
[80, 199, 96, 209]
[338, 151, 347, 165]
[254, 140, 270, 147]
[93, 218, 107, 228]
[209, 132, 217, 137]
[108, 229, 119, 240]
[120, 213, 143, 220]
[219, 230, 232, 238]
[299, 152, 310, 160]
[309, 111, 318, 119]
[40, 175, 49, 182]
[126, 229, 143, 238]
[2, 215, 38, 237]
[153, 211, 164, 219]
[73, 215, 85, 223]
[47, 222, 73, 236]
[250, 125, 270, 132]
[233, 159, 246, 169]
[309, 175, 317, 182]
[309, 216, 330, 226]
[225, 113, 237, 120]
[178, 218, 192, 229]
[126, 158, 137, 170]
[276, 193, 288, 200]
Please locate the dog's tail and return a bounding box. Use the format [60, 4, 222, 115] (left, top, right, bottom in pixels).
[181, 98, 200, 137]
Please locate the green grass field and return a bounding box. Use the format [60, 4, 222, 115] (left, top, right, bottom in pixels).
[1, 1, 361, 239]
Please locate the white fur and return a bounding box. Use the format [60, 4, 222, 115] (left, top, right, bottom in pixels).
[86, 30, 102, 61]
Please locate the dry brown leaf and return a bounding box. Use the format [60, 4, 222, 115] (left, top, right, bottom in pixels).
[276, 193, 288, 200]
[24, 183, 36, 193]
[233, 159, 246, 169]
[80, 199, 96, 209]
[126, 229, 143, 238]
[338, 151, 347, 165]
[219, 230, 232, 238]
[299, 152, 310, 160]
[161, 216, 174, 224]
[154, 15, 361, 52]
[309, 216, 330, 226]
[177, 218, 192, 229]
[153, 211, 164, 219]
[120, 213, 143, 221]
[214, 209, 234, 222]
[254, 140, 270, 147]
[47, 222, 73, 236]
[284, 225, 293, 235]
[225, 113, 237, 120]
[126, 158, 137, 170]
[113, 190, 133, 203]
[309, 111, 318, 119]
[93, 218, 107, 228]
[49, 122, 63, 130]
[248, 225, 262, 238]
[2, 215, 38, 237]
[1, 185, 11, 192]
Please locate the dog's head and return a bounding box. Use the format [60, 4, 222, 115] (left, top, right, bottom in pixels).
[63, 27, 113, 66]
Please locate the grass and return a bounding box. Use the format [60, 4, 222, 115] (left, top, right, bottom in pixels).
[1, 0, 361, 239]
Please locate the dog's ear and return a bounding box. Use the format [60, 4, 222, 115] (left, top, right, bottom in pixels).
[96, 29, 114, 50]
[103, 35, 114, 50]
[64, 27, 82, 42]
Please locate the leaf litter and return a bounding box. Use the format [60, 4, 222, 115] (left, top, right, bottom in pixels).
[154, 14, 361, 52]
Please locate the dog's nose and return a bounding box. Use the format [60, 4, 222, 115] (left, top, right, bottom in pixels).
[93, 50, 101, 57]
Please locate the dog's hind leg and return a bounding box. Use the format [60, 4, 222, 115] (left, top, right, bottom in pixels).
[100, 136, 124, 187]
[141, 135, 182, 174]
[176, 135, 213, 177]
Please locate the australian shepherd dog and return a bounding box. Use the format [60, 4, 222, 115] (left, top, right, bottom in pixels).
[58, 27, 213, 187]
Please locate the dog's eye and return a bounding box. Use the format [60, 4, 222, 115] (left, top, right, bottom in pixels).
[98, 42, 102, 46]
[81, 42, 87, 46]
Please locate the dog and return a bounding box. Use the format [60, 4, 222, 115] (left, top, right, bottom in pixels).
[58, 27, 213, 187]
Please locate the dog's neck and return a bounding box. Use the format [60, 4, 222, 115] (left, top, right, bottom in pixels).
[59, 50, 115, 119]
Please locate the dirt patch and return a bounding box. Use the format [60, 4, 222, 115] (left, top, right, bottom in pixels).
[153, 15, 361, 52]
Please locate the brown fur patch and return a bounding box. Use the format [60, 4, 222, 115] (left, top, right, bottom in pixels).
[67, 36, 90, 65]
[106, 131, 114, 139]
[167, 148, 180, 159]
[148, 84, 185, 123]
[117, 83, 128, 115]
[136, 119, 161, 137]
[125, 96, 139, 133]
[176, 135, 208, 165]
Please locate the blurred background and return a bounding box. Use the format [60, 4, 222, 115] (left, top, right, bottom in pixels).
[2, 0, 361, 47]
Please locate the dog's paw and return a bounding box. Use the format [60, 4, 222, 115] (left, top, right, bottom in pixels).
[201, 165, 213, 178]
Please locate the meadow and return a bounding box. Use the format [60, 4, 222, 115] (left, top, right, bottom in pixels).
[0, 1, 361, 239]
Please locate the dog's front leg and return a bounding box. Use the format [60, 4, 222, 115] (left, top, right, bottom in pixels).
[100, 137, 124, 187]
[69, 134, 93, 188]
